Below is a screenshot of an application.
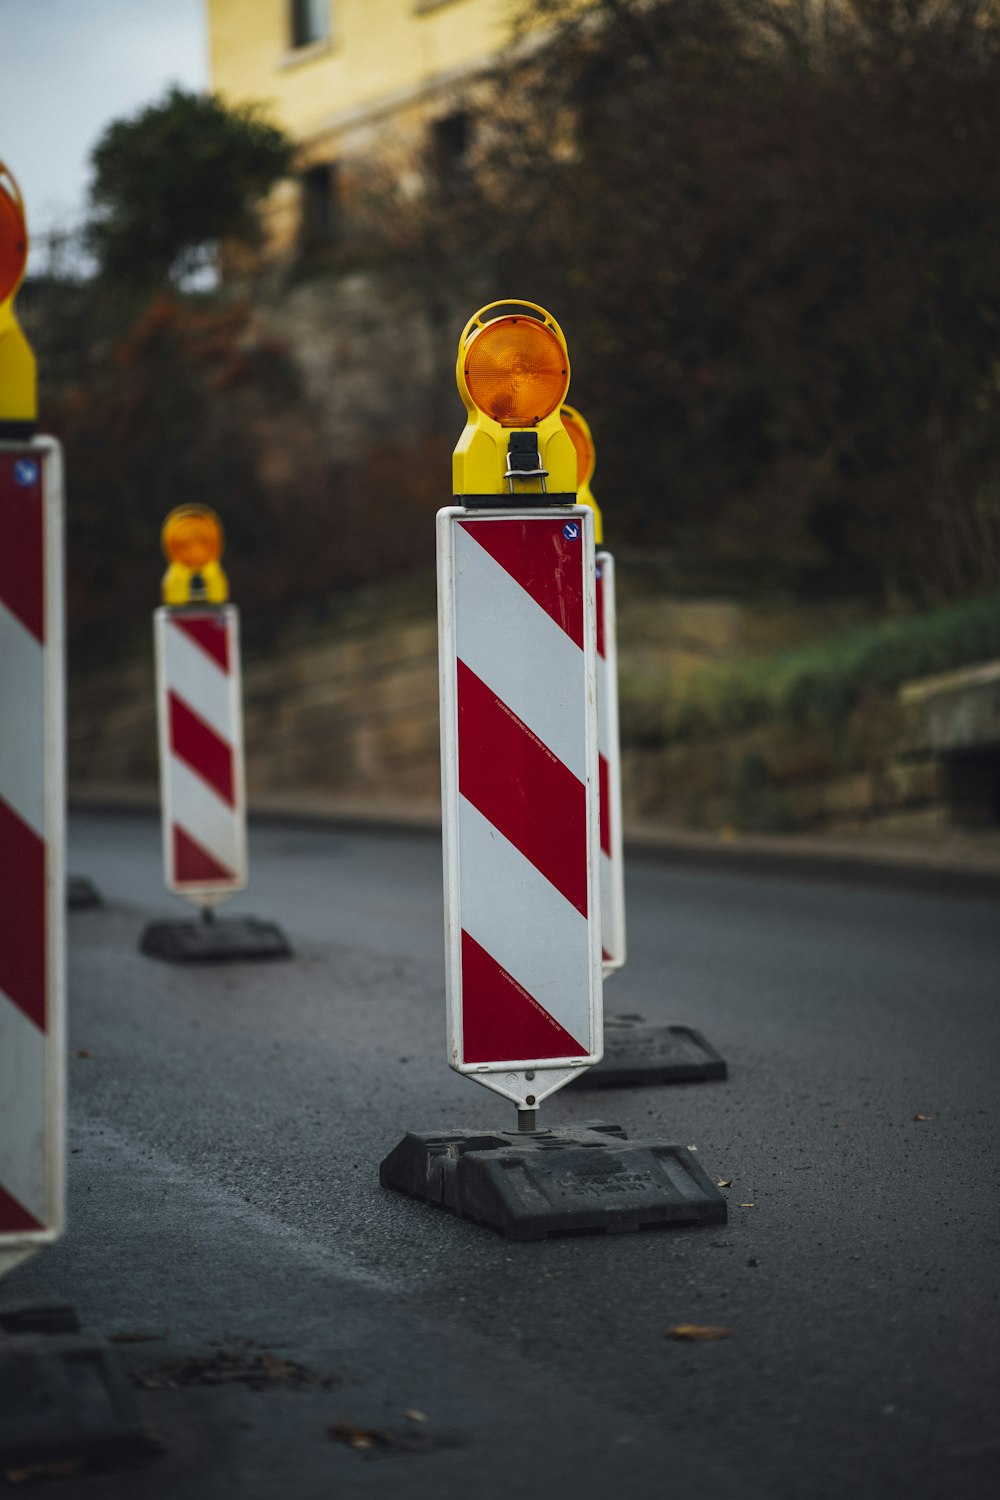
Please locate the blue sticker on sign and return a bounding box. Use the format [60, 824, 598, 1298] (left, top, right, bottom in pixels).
[563, 522, 580, 541]
[13, 460, 39, 487]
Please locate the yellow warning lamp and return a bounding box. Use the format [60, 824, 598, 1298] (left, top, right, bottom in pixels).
[161, 505, 229, 605]
[0, 162, 37, 436]
[453, 301, 577, 501]
[561, 404, 603, 545]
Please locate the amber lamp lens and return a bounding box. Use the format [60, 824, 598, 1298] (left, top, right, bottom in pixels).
[0, 184, 27, 303]
[464, 316, 568, 427]
[162, 508, 224, 570]
[562, 410, 595, 488]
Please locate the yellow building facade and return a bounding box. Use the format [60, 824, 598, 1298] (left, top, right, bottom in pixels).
[205, 0, 538, 257]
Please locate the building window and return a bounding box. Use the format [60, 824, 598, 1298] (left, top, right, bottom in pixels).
[431, 111, 473, 173]
[290, 0, 329, 49]
[300, 162, 340, 248]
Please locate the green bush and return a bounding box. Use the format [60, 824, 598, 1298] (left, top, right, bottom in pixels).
[630, 595, 1000, 744]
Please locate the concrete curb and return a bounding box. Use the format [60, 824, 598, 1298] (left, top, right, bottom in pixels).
[69, 786, 1000, 899]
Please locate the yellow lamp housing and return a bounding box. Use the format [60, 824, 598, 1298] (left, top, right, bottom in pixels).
[0, 162, 37, 437]
[453, 300, 577, 502]
[160, 504, 229, 605]
[561, 404, 604, 545]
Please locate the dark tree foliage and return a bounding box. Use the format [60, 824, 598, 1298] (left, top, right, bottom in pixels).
[86, 88, 293, 287]
[371, 0, 1000, 604]
[50, 296, 441, 661]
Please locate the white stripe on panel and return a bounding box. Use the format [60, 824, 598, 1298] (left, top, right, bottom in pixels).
[454, 523, 587, 783]
[0, 603, 44, 839]
[458, 794, 592, 1051]
[164, 620, 235, 742]
[168, 756, 245, 882]
[0, 988, 47, 1222]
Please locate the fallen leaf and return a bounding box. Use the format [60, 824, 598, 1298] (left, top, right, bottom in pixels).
[75, 1049, 93, 1059]
[403, 1409, 427, 1423]
[912, 1114, 934, 1122]
[331, 1423, 377, 1451]
[716, 1179, 733, 1189]
[668, 1324, 733, 1341]
[328, 1419, 458, 1456]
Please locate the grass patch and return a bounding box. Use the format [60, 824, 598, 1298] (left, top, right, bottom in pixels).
[623, 594, 1000, 745]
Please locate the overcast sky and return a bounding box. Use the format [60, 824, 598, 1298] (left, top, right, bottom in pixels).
[0, 0, 207, 261]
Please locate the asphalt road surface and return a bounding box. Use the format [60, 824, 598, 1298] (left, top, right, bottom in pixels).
[6, 811, 1000, 1499]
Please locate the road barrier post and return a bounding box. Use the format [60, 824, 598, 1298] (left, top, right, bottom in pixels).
[141, 506, 290, 963]
[380, 302, 726, 1238]
[0, 434, 65, 1281]
[0, 162, 65, 1282]
[563, 406, 728, 1088]
[0, 163, 154, 1474]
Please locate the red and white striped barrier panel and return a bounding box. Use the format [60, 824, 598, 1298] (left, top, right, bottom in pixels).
[0, 439, 65, 1278]
[596, 549, 626, 975]
[154, 604, 247, 906]
[438, 506, 602, 1110]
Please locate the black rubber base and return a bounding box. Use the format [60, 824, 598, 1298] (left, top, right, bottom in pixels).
[67, 876, 103, 911]
[0, 1298, 79, 1337]
[575, 1016, 728, 1088]
[140, 916, 291, 963]
[0, 1303, 155, 1472]
[380, 1120, 727, 1241]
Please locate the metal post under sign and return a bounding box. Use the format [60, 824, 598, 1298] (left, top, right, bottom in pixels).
[380, 302, 727, 1238]
[141, 506, 289, 963]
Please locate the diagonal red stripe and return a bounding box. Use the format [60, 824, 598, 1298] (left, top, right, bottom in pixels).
[595, 560, 606, 660]
[461, 517, 584, 649]
[599, 753, 611, 857]
[0, 1181, 43, 1233]
[0, 453, 44, 643]
[172, 613, 230, 672]
[461, 929, 588, 1063]
[172, 824, 236, 885]
[0, 796, 46, 1032]
[458, 660, 588, 917]
[169, 692, 234, 806]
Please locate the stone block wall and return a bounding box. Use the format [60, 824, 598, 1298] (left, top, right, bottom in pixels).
[68, 585, 997, 841]
[68, 600, 443, 820]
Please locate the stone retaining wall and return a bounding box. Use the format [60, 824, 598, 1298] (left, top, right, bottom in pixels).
[68, 589, 997, 839]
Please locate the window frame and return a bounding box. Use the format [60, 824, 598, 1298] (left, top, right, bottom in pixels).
[289, 0, 330, 51]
